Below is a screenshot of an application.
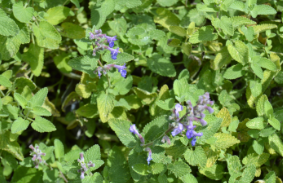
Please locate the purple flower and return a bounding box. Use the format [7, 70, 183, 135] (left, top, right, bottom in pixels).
[89, 32, 95, 40]
[145, 148, 152, 165]
[186, 121, 203, 146]
[113, 64, 127, 78]
[107, 47, 120, 60]
[174, 104, 183, 118]
[80, 171, 85, 179]
[171, 123, 184, 136]
[105, 35, 117, 48]
[129, 124, 140, 136]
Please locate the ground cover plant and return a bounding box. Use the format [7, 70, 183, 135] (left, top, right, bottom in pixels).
[1, 0, 283, 182]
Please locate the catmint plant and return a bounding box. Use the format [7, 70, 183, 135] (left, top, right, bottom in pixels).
[169, 92, 214, 146]
[29, 145, 47, 169]
[89, 29, 120, 59]
[77, 152, 95, 179]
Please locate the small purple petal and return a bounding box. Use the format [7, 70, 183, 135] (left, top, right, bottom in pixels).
[200, 118, 207, 126]
[171, 123, 184, 136]
[80, 171, 85, 179]
[145, 148, 152, 165]
[206, 106, 214, 113]
[89, 32, 95, 40]
[191, 137, 197, 146]
[107, 47, 120, 60]
[129, 124, 140, 136]
[105, 35, 117, 48]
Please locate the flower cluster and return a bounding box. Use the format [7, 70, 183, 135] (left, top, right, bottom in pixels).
[95, 63, 127, 78]
[77, 152, 95, 179]
[170, 92, 214, 146]
[29, 144, 47, 169]
[129, 124, 152, 165]
[89, 29, 119, 60]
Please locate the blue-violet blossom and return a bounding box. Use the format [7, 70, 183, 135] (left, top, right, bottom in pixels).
[105, 35, 117, 48]
[77, 152, 95, 179]
[29, 144, 46, 169]
[129, 124, 145, 144]
[113, 64, 127, 78]
[145, 147, 152, 165]
[171, 123, 184, 136]
[186, 121, 203, 146]
[107, 47, 120, 60]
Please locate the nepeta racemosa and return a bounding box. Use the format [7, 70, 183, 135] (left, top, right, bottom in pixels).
[95, 63, 127, 78]
[170, 92, 214, 146]
[89, 29, 120, 59]
[77, 152, 95, 179]
[29, 145, 47, 169]
[129, 125, 153, 164]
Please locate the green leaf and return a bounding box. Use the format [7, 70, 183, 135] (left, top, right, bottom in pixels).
[29, 87, 48, 107]
[54, 139, 64, 159]
[213, 133, 240, 149]
[11, 117, 30, 134]
[109, 118, 137, 148]
[53, 53, 72, 73]
[156, 98, 174, 110]
[198, 115, 222, 143]
[128, 149, 147, 181]
[199, 164, 224, 180]
[269, 133, 283, 156]
[180, 174, 198, 183]
[44, 6, 70, 25]
[0, 131, 24, 161]
[264, 99, 274, 118]
[102, 52, 134, 65]
[251, 5, 277, 18]
[0, 75, 12, 88]
[226, 156, 242, 175]
[168, 161, 191, 178]
[147, 54, 176, 77]
[249, 80, 262, 98]
[227, 40, 248, 64]
[91, 0, 115, 29]
[76, 104, 98, 118]
[14, 93, 28, 109]
[31, 116, 56, 133]
[11, 167, 42, 182]
[108, 146, 131, 183]
[184, 146, 207, 168]
[157, 0, 178, 7]
[60, 22, 85, 39]
[22, 43, 44, 77]
[268, 117, 281, 131]
[0, 9, 19, 36]
[264, 171, 276, 183]
[85, 145, 104, 169]
[3, 104, 19, 119]
[150, 163, 166, 174]
[14, 77, 36, 94]
[168, 25, 186, 37]
[230, 16, 256, 28]
[32, 106, 52, 116]
[70, 0, 80, 8]
[238, 164, 256, 183]
[132, 163, 150, 175]
[212, 16, 234, 36]
[252, 139, 264, 155]
[154, 8, 180, 29]
[33, 21, 62, 49]
[212, 47, 232, 70]
[108, 18, 128, 37]
[253, 24, 277, 34]
[68, 55, 98, 78]
[97, 92, 115, 122]
[12, 1, 34, 23]
[230, 1, 245, 11]
[141, 115, 169, 141]
[223, 64, 245, 79]
[113, 75, 133, 95]
[246, 117, 265, 130]
[251, 62, 264, 79]
[189, 26, 218, 44]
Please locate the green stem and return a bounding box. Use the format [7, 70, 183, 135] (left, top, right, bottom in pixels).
[0, 90, 5, 97]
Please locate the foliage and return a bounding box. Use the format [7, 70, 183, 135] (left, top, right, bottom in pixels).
[0, 0, 283, 182]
